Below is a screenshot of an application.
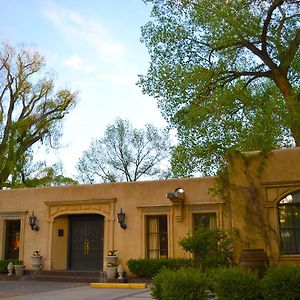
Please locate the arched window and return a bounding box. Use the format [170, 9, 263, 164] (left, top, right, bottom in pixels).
[278, 191, 300, 254]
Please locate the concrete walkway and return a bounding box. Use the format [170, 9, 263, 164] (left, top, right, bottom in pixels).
[0, 281, 152, 300]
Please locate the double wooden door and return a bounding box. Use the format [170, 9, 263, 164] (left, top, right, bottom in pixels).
[69, 214, 104, 270]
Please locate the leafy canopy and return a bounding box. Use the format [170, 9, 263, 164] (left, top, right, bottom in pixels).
[76, 118, 171, 183]
[0, 42, 78, 188]
[139, 0, 300, 176]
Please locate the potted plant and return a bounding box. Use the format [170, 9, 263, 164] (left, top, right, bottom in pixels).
[105, 249, 118, 265]
[13, 260, 25, 276]
[106, 262, 118, 279]
[31, 250, 43, 271]
[105, 250, 118, 279]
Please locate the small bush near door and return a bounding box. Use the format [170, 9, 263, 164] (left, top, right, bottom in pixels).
[0, 259, 22, 273]
[263, 265, 300, 300]
[127, 258, 193, 278]
[151, 267, 209, 300]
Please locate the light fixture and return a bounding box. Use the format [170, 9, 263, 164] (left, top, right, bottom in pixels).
[117, 208, 127, 229]
[29, 211, 39, 231]
[166, 188, 185, 202]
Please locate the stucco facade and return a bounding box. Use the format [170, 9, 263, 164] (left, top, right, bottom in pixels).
[0, 147, 300, 272]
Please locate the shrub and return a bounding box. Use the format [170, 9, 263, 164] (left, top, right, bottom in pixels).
[263, 265, 300, 300]
[0, 259, 21, 273]
[212, 267, 262, 300]
[127, 258, 193, 278]
[151, 268, 209, 300]
[179, 227, 234, 270]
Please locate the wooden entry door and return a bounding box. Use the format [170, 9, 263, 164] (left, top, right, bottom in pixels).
[69, 214, 104, 270]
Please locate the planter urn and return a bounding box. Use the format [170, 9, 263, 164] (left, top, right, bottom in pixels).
[31, 256, 43, 271]
[14, 264, 25, 276]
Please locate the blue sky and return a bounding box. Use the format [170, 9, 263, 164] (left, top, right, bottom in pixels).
[1, 0, 167, 177]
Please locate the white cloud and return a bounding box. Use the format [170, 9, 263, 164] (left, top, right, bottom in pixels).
[63, 54, 96, 73]
[95, 73, 133, 87]
[41, 2, 125, 66]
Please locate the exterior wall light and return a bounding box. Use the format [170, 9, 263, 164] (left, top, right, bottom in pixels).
[29, 211, 39, 231]
[117, 208, 127, 229]
[166, 188, 185, 222]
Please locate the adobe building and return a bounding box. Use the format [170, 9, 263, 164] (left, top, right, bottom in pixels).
[0, 147, 299, 273]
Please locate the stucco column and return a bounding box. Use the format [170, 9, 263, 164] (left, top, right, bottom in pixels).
[104, 217, 115, 259]
[46, 219, 54, 270]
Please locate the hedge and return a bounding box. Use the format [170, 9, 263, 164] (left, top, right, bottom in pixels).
[127, 258, 193, 278]
[263, 265, 300, 300]
[151, 267, 209, 300]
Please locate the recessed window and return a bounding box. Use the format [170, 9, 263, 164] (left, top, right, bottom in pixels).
[193, 213, 217, 231]
[278, 191, 300, 254]
[4, 220, 21, 260]
[146, 215, 168, 258]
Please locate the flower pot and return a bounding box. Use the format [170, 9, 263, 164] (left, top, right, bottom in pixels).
[105, 255, 118, 265]
[31, 256, 43, 271]
[106, 266, 117, 279]
[14, 264, 25, 276]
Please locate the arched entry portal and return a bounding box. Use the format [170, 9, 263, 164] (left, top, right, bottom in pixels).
[45, 198, 116, 271]
[69, 214, 104, 270]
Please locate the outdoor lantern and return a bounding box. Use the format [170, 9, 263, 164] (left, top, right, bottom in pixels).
[117, 208, 127, 229]
[29, 211, 39, 231]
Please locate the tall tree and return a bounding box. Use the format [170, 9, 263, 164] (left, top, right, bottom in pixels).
[76, 118, 171, 183]
[6, 151, 77, 188]
[138, 0, 299, 176]
[0, 43, 78, 188]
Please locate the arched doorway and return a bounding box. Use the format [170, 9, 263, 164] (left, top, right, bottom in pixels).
[68, 214, 104, 270]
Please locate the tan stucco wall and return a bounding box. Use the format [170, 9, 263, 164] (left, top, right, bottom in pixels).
[228, 147, 300, 265]
[0, 176, 221, 271]
[1, 147, 299, 272]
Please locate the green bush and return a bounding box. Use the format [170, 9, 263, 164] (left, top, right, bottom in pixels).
[263, 265, 300, 300]
[151, 268, 209, 300]
[211, 267, 262, 300]
[127, 258, 193, 278]
[0, 259, 22, 273]
[179, 227, 234, 270]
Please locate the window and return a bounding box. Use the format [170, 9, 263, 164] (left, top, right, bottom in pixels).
[193, 213, 217, 231]
[4, 220, 21, 259]
[146, 215, 168, 258]
[278, 191, 300, 254]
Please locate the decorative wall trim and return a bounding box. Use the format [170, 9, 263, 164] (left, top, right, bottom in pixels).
[262, 180, 300, 188]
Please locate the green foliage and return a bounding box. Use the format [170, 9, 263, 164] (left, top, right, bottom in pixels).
[5, 156, 77, 188]
[151, 268, 209, 300]
[179, 227, 234, 269]
[0, 259, 22, 273]
[211, 267, 261, 300]
[127, 258, 193, 278]
[263, 265, 300, 300]
[0, 42, 78, 188]
[139, 0, 299, 176]
[77, 118, 171, 183]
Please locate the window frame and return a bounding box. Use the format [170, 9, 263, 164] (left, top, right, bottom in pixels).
[278, 192, 300, 255]
[146, 214, 168, 259]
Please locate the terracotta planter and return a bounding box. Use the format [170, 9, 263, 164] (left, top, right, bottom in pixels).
[239, 248, 269, 278]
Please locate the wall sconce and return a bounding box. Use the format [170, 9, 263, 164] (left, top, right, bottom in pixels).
[29, 211, 39, 231]
[117, 208, 127, 229]
[166, 188, 185, 202]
